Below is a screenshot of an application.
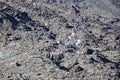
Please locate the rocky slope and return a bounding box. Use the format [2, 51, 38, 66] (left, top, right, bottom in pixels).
[0, 0, 120, 80]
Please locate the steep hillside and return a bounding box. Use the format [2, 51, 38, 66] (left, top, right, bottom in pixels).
[0, 0, 120, 80]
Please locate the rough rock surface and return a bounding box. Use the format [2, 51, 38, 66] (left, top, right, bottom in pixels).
[0, 0, 120, 80]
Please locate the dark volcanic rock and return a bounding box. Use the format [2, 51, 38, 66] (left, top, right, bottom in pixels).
[48, 32, 57, 40]
[15, 12, 31, 22]
[16, 62, 21, 67]
[86, 48, 94, 55]
[66, 24, 74, 29]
